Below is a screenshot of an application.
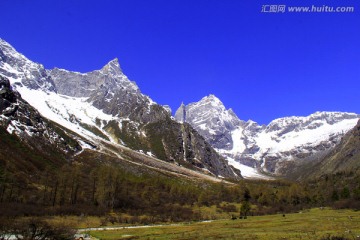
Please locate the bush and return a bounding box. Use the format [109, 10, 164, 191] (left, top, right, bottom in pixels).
[333, 199, 360, 210]
[217, 203, 237, 213]
[0, 217, 75, 240]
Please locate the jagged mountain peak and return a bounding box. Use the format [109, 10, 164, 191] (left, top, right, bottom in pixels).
[202, 94, 218, 100]
[307, 111, 359, 122]
[0, 38, 56, 92]
[0, 38, 241, 180]
[0, 38, 22, 56]
[50, 58, 122, 77]
[100, 57, 123, 76]
[174, 102, 186, 123]
[102, 57, 121, 69]
[175, 95, 243, 150]
[270, 111, 358, 123]
[175, 94, 242, 127]
[197, 94, 224, 108]
[48, 57, 140, 98]
[177, 94, 360, 178]
[186, 94, 230, 118]
[265, 111, 360, 134]
[0, 39, 162, 124]
[0, 38, 42, 70]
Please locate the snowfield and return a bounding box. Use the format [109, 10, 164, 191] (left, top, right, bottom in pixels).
[176, 95, 360, 177]
[15, 86, 115, 141]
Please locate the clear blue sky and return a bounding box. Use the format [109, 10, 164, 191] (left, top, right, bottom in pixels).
[1, 0, 359, 124]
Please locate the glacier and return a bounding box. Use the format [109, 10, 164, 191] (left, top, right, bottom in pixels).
[175, 95, 359, 178]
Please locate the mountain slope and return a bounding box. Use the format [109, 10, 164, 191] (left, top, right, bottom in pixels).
[306, 119, 360, 178]
[175, 95, 359, 178]
[48, 58, 168, 124]
[0, 38, 240, 180]
[0, 75, 82, 177]
[175, 95, 243, 150]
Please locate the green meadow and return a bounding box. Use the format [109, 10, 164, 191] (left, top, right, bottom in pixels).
[89, 208, 360, 240]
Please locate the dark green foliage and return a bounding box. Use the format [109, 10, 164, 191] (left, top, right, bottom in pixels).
[103, 120, 148, 151]
[240, 200, 251, 218]
[243, 187, 251, 201]
[2, 119, 360, 223]
[0, 127, 66, 174]
[145, 117, 180, 161]
[340, 186, 351, 199]
[2, 149, 360, 221]
[0, 217, 75, 240]
[46, 121, 81, 150]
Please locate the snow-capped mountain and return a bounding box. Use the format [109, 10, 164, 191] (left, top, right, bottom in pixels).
[175, 95, 360, 178]
[0, 75, 81, 158]
[0, 38, 240, 179]
[308, 118, 360, 178]
[175, 95, 243, 150]
[0, 39, 56, 92]
[48, 58, 168, 124]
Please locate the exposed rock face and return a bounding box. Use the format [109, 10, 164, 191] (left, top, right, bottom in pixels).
[176, 96, 360, 176]
[48, 59, 128, 98]
[175, 95, 243, 150]
[0, 39, 56, 92]
[0, 75, 19, 115]
[48, 59, 169, 124]
[0, 75, 80, 155]
[0, 39, 241, 180]
[306, 119, 360, 178]
[175, 103, 186, 123]
[144, 118, 240, 178]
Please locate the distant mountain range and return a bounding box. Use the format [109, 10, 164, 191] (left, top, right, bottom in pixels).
[0, 38, 359, 181]
[175, 95, 359, 179]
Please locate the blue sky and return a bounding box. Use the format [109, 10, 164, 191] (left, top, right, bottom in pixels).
[1, 0, 359, 124]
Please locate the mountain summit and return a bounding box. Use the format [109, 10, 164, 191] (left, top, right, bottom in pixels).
[175, 95, 243, 150]
[0, 38, 56, 92]
[176, 96, 359, 179]
[0, 39, 240, 180]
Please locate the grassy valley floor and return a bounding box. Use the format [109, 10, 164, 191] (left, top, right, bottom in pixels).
[88, 208, 360, 240]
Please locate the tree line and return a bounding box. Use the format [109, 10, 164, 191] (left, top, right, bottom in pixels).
[1, 160, 360, 222]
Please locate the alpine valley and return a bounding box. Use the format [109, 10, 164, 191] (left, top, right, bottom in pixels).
[1, 38, 359, 183]
[2, 38, 360, 237]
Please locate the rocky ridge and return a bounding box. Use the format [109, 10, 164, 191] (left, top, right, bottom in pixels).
[175, 95, 359, 177]
[0, 38, 240, 179]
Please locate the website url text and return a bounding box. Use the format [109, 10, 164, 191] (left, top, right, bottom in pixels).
[261, 5, 355, 13]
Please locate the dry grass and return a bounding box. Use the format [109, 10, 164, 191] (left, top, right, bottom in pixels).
[88, 208, 360, 240]
[45, 215, 104, 229]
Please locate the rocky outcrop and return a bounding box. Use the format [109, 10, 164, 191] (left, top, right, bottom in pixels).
[144, 118, 240, 178]
[175, 103, 186, 123]
[0, 39, 56, 92]
[176, 96, 359, 177]
[49, 59, 169, 124]
[0, 39, 240, 180]
[175, 95, 243, 150]
[0, 75, 81, 155]
[0, 75, 18, 114]
[306, 119, 360, 178]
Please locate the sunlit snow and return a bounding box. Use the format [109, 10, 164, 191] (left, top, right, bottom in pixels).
[16, 86, 115, 140]
[226, 157, 272, 180]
